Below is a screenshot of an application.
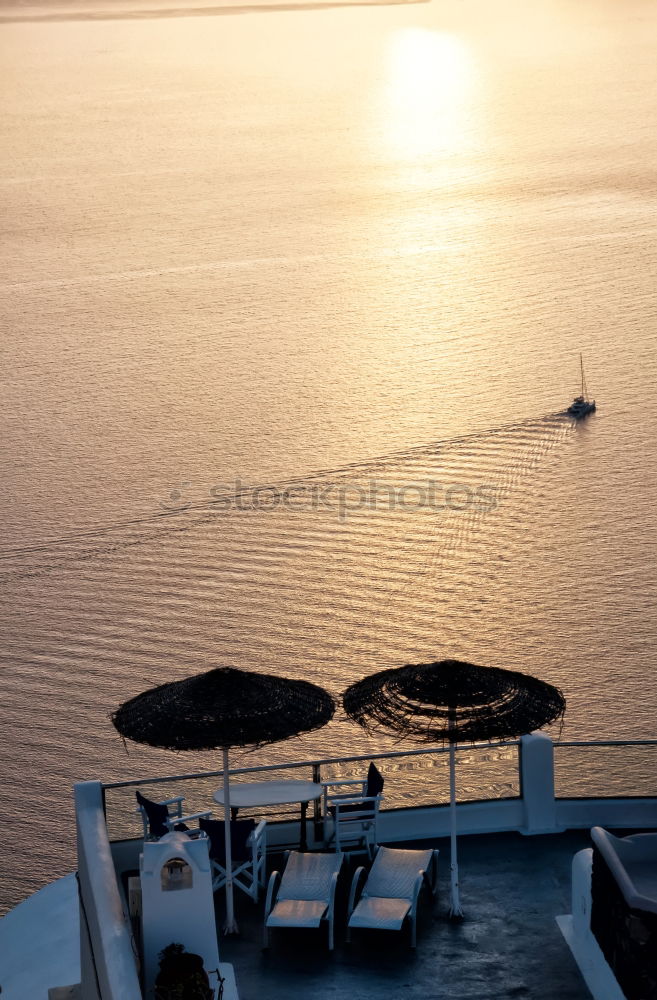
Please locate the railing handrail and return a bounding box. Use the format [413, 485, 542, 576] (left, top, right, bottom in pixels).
[102, 740, 521, 789]
[555, 739, 657, 747]
[101, 737, 657, 791]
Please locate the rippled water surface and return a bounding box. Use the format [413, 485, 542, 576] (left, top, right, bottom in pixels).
[1, 0, 657, 911]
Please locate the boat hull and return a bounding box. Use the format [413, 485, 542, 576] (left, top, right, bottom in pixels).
[567, 399, 596, 419]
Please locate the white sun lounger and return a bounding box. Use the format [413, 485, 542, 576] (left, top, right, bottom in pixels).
[347, 845, 439, 947]
[263, 850, 344, 950]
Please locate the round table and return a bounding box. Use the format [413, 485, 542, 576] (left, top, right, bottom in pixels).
[213, 779, 323, 851]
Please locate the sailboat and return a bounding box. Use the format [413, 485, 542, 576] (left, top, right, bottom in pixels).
[567, 354, 596, 418]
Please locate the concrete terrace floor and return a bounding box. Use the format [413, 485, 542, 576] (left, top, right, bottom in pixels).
[216, 829, 593, 1000]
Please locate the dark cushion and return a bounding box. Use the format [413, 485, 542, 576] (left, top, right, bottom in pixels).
[136, 790, 170, 838]
[366, 762, 385, 798]
[199, 816, 256, 865]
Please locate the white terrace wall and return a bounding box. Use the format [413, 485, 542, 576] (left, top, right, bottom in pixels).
[85, 733, 657, 1000]
[353, 734, 657, 847]
[75, 781, 142, 1000]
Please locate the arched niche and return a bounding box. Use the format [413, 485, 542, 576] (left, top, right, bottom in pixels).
[160, 857, 193, 892]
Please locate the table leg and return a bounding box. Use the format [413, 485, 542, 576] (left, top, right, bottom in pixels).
[300, 801, 308, 851]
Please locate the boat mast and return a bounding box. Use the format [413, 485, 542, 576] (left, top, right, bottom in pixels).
[579, 353, 588, 399]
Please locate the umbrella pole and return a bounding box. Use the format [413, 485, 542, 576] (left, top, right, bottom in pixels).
[448, 741, 464, 921]
[222, 748, 239, 935]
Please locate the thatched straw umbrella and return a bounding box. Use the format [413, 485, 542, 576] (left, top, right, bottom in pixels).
[342, 658, 565, 919]
[112, 666, 335, 933]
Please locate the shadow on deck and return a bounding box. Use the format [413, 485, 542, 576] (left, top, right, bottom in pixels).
[214, 829, 593, 1000]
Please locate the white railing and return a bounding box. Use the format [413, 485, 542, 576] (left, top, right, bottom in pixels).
[103, 739, 523, 844]
[101, 735, 657, 845]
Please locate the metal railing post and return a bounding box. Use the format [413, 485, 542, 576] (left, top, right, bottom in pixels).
[312, 762, 323, 844]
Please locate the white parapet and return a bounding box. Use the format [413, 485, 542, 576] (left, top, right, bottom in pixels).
[75, 781, 143, 1000]
[556, 848, 626, 1000]
[520, 732, 560, 834]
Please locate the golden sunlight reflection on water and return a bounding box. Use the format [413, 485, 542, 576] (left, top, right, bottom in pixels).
[381, 28, 477, 165]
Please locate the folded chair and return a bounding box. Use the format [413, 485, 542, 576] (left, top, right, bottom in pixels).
[322, 762, 384, 858]
[135, 790, 211, 840]
[347, 845, 439, 947]
[198, 816, 267, 903]
[264, 850, 344, 950]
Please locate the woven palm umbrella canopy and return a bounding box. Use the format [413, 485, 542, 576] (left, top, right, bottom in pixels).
[112, 666, 336, 933]
[342, 658, 565, 919]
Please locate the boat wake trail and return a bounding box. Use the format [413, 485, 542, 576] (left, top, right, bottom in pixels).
[0, 413, 572, 586]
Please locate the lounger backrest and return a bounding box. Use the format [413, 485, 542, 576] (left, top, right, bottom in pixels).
[364, 846, 433, 899]
[279, 851, 343, 901]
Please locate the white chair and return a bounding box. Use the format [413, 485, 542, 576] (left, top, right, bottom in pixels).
[322, 762, 384, 859]
[264, 850, 344, 950]
[347, 845, 439, 947]
[199, 816, 267, 903]
[135, 790, 211, 840]
[324, 794, 382, 859]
